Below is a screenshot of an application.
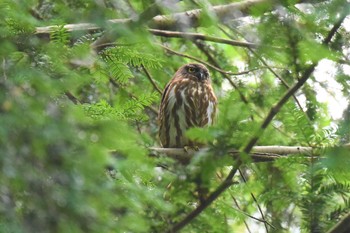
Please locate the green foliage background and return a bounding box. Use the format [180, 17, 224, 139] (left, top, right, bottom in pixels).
[0, 0, 349, 232]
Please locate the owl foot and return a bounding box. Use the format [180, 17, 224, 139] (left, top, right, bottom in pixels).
[184, 145, 200, 152]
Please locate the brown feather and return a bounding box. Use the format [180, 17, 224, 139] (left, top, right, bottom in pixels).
[158, 63, 217, 148]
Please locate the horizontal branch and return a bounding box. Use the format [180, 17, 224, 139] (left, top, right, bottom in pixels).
[35, 0, 270, 35]
[149, 29, 259, 48]
[150, 146, 315, 163]
[35, 19, 131, 34]
[149, 0, 270, 30]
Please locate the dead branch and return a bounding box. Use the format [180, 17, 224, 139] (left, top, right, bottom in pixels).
[149, 0, 271, 30]
[35, 0, 328, 35]
[35, 0, 271, 35]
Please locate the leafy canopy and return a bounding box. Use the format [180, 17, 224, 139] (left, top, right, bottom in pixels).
[0, 0, 349, 233]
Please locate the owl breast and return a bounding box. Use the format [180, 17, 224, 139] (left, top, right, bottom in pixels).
[159, 78, 217, 148]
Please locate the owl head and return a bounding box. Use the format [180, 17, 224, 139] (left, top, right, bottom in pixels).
[177, 63, 210, 82]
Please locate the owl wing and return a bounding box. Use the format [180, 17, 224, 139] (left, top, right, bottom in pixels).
[198, 84, 217, 127]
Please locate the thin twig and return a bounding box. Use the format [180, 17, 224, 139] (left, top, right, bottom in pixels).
[231, 195, 253, 233]
[192, 40, 250, 104]
[238, 168, 269, 232]
[250, 48, 309, 122]
[232, 198, 275, 229]
[218, 26, 289, 84]
[141, 64, 162, 95]
[222, 22, 324, 130]
[216, 172, 274, 231]
[165, 170, 239, 233]
[65, 91, 81, 104]
[218, 25, 309, 123]
[159, 43, 264, 76]
[91, 42, 136, 50]
[193, 39, 295, 137]
[149, 29, 261, 49]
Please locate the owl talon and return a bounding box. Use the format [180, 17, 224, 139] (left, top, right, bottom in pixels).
[184, 145, 200, 152]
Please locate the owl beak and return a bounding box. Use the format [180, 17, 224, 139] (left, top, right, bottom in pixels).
[197, 71, 205, 81]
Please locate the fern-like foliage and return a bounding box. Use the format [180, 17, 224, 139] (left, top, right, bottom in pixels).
[100, 59, 133, 84]
[288, 105, 315, 144]
[100, 45, 162, 84]
[328, 195, 350, 222]
[299, 166, 328, 233]
[122, 92, 158, 121]
[278, 104, 350, 233]
[83, 100, 123, 120]
[104, 45, 162, 69]
[83, 92, 158, 121]
[297, 129, 347, 233]
[299, 167, 350, 233]
[50, 25, 70, 45]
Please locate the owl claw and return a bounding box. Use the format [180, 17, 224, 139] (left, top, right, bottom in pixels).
[183, 146, 190, 152]
[184, 145, 200, 152]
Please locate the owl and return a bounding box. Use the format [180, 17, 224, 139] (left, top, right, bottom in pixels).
[158, 63, 217, 148]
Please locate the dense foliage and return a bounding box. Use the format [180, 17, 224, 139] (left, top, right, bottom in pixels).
[1, 0, 349, 232]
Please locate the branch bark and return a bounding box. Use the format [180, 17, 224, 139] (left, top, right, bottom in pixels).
[148, 0, 271, 30]
[327, 212, 350, 233]
[150, 146, 314, 163]
[35, 0, 271, 35]
[141, 64, 162, 95]
[150, 29, 259, 48]
[34, 0, 328, 35]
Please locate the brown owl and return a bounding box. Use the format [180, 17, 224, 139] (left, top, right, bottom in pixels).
[158, 63, 217, 148]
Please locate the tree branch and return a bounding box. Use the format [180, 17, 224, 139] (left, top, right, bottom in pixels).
[141, 64, 162, 95]
[218, 25, 311, 124]
[151, 145, 314, 156]
[150, 146, 314, 164]
[35, 0, 328, 35]
[150, 29, 259, 48]
[165, 166, 239, 233]
[237, 168, 269, 232]
[35, 0, 272, 35]
[326, 212, 350, 233]
[65, 91, 81, 105]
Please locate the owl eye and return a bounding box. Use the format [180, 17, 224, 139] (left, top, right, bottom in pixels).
[188, 67, 195, 73]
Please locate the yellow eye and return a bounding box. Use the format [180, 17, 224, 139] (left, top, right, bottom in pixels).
[188, 67, 195, 73]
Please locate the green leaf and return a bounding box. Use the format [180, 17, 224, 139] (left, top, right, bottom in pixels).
[298, 39, 340, 63]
